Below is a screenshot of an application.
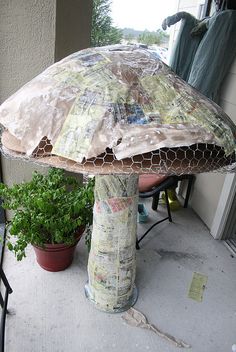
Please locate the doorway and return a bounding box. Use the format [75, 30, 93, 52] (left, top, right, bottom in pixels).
[211, 173, 236, 252]
[222, 185, 236, 253]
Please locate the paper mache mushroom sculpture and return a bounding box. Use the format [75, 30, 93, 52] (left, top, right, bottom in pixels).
[0, 45, 236, 312]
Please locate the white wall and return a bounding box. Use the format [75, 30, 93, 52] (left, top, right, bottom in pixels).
[191, 173, 226, 228]
[168, 0, 205, 56]
[191, 57, 236, 230]
[176, 0, 203, 17]
[220, 59, 236, 122]
[172, 0, 236, 230]
[209, 58, 236, 236]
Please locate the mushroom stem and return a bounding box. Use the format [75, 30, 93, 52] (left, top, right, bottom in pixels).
[85, 174, 139, 312]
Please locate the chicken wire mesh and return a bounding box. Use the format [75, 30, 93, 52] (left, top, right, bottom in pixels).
[0, 44, 236, 176]
[1, 136, 236, 176]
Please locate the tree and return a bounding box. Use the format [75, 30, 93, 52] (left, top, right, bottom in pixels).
[124, 33, 135, 44]
[91, 0, 123, 47]
[138, 30, 169, 46]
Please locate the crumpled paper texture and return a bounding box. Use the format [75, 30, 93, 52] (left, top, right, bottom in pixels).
[87, 174, 138, 312]
[122, 307, 191, 348]
[0, 44, 235, 165]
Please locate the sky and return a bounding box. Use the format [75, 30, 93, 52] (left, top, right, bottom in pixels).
[110, 0, 178, 32]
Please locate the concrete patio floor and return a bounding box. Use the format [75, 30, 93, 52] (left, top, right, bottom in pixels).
[3, 200, 236, 352]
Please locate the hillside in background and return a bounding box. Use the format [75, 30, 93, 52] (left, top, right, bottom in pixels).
[122, 28, 144, 38]
[122, 27, 169, 47]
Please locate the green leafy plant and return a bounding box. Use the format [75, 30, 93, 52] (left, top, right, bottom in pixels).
[0, 168, 94, 260]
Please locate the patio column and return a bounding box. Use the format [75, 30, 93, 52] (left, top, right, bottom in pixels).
[55, 0, 93, 61]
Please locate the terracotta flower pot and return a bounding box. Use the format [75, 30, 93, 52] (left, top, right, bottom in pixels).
[33, 227, 84, 272]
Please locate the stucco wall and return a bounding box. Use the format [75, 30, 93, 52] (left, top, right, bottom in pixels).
[0, 0, 56, 103]
[0, 0, 57, 187]
[55, 0, 92, 61]
[0, 0, 92, 191]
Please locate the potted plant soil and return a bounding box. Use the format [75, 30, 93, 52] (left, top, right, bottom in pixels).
[0, 168, 94, 271]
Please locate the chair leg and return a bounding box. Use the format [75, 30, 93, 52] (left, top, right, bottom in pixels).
[184, 175, 194, 208]
[136, 214, 170, 249]
[165, 189, 172, 222]
[0, 293, 4, 309]
[0, 267, 12, 352]
[152, 192, 160, 210]
[137, 177, 176, 249]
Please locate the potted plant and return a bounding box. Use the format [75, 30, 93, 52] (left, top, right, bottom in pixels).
[0, 168, 94, 271]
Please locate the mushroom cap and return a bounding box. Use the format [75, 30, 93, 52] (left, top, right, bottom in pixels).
[0, 44, 235, 175]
